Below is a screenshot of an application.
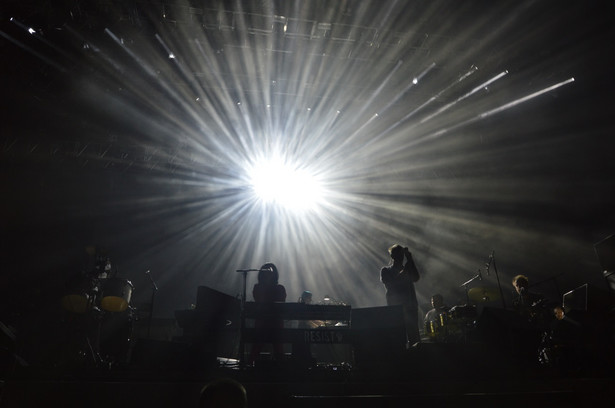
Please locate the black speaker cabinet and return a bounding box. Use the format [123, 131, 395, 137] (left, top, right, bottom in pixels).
[351, 305, 406, 366]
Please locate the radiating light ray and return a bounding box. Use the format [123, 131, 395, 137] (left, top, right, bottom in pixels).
[104, 28, 158, 78]
[373, 65, 480, 142]
[9, 17, 77, 64]
[351, 60, 404, 121]
[413, 62, 437, 85]
[368, 61, 438, 129]
[479, 77, 575, 119]
[408, 77, 576, 147]
[419, 70, 508, 124]
[0, 29, 67, 72]
[96, 29, 245, 169]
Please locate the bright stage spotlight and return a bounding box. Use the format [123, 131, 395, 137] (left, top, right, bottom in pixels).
[249, 156, 324, 212]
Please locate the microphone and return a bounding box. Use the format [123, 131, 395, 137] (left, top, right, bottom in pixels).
[485, 251, 494, 276]
[145, 270, 158, 290]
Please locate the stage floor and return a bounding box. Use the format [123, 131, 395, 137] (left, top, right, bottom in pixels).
[2, 341, 613, 408]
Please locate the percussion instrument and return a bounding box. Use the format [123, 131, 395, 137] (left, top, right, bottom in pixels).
[468, 287, 500, 303]
[60, 273, 98, 314]
[100, 278, 134, 312]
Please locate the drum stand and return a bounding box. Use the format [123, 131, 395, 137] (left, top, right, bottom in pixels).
[92, 309, 109, 368]
[94, 308, 136, 370]
[62, 309, 102, 368]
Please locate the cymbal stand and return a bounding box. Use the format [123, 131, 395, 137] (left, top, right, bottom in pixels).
[460, 271, 482, 305]
[145, 270, 158, 338]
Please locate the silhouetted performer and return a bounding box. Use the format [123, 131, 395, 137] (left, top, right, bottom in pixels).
[541, 305, 584, 372]
[424, 294, 449, 325]
[512, 274, 547, 326]
[380, 244, 420, 345]
[298, 290, 313, 305]
[249, 263, 286, 363]
[511, 274, 548, 365]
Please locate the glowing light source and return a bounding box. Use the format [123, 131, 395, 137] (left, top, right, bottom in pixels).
[249, 156, 324, 212]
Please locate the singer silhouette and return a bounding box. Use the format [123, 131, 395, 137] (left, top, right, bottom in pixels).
[380, 244, 421, 346]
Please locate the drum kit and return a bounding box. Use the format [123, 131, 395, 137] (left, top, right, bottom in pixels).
[423, 288, 500, 343]
[59, 255, 136, 368]
[424, 252, 508, 343]
[424, 305, 477, 343]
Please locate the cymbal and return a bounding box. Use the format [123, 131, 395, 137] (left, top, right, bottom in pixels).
[468, 287, 500, 303]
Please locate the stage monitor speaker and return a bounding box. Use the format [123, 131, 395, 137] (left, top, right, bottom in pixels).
[351, 305, 405, 329]
[195, 286, 240, 329]
[351, 305, 406, 366]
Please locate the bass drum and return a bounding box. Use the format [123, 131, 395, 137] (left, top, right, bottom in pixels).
[98, 308, 135, 365]
[449, 304, 477, 320]
[100, 278, 134, 312]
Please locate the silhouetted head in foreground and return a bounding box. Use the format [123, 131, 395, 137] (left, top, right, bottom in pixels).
[199, 378, 247, 408]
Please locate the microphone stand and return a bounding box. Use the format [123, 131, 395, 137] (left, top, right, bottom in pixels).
[145, 270, 158, 339]
[236, 268, 259, 368]
[489, 252, 506, 309]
